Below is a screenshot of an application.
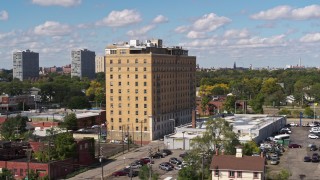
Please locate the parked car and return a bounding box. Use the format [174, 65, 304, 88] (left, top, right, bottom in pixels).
[304, 156, 311, 162]
[112, 169, 129, 176]
[127, 170, 139, 177]
[288, 144, 302, 148]
[308, 134, 319, 139]
[151, 152, 164, 159]
[161, 149, 172, 155]
[140, 157, 154, 164]
[308, 144, 317, 151]
[169, 157, 182, 165]
[312, 153, 319, 162]
[174, 164, 184, 170]
[159, 163, 173, 171]
[126, 162, 142, 169]
[179, 151, 189, 158]
[270, 158, 279, 165]
[162, 162, 174, 169]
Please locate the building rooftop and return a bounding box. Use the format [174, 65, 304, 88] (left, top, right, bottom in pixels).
[210, 155, 265, 172]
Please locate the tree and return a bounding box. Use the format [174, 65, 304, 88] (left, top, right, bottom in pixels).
[25, 169, 39, 180]
[304, 106, 314, 118]
[85, 80, 105, 105]
[138, 165, 158, 180]
[223, 95, 236, 113]
[52, 132, 77, 160]
[61, 113, 78, 131]
[200, 96, 211, 115]
[249, 93, 264, 114]
[242, 141, 260, 156]
[67, 96, 91, 109]
[0, 115, 28, 140]
[178, 166, 199, 180]
[0, 168, 14, 180]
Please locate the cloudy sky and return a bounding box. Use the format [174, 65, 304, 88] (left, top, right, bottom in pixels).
[1, 0, 320, 69]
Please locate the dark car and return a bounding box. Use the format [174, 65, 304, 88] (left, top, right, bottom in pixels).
[140, 157, 154, 164]
[169, 157, 182, 165]
[161, 149, 172, 155]
[312, 153, 319, 162]
[162, 162, 174, 169]
[310, 144, 318, 151]
[112, 169, 129, 176]
[288, 144, 302, 148]
[151, 152, 164, 159]
[304, 156, 311, 162]
[179, 151, 189, 158]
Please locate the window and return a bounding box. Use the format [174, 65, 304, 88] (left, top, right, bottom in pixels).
[135, 74, 138, 79]
[111, 126, 114, 130]
[110, 96, 113, 101]
[135, 67, 138, 71]
[111, 118, 113, 122]
[214, 170, 219, 176]
[143, 75, 147, 79]
[135, 82, 138, 86]
[253, 172, 259, 178]
[127, 118, 130, 122]
[135, 104, 139, 108]
[136, 118, 139, 123]
[110, 103, 113, 108]
[136, 126, 139, 131]
[135, 97, 139, 101]
[144, 111, 147, 115]
[127, 89, 130, 93]
[110, 89, 113, 93]
[118, 59, 121, 64]
[144, 127, 147, 131]
[136, 111, 139, 115]
[144, 104, 147, 108]
[110, 110, 113, 115]
[143, 67, 147, 71]
[128, 111, 130, 114]
[237, 171, 242, 178]
[127, 74, 130, 78]
[118, 103, 122, 108]
[135, 89, 138, 94]
[144, 97, 147, 101]
[110, 75, 113, 79]
[118, 96, 122, 101]
[144, 89, 147, 94]
[143, 59, 147, 63]
[118, 67, 121, 72]
[119, 118, 122, 122]
[135, 59, 138, 63]
[110, 81, 113, 86]
[118, 82, 122, 86]
[118, 89, 121, 93]
[144, 119, 147, 123]
[127, 82, 130, 85]
[127, 59, 129, 63]
[110, 67, 113, 72]
[127, 67, 130, 71]
[119, 126, 122, 130]
[229, 171, 235, 178]
[110, 60, 113, 64]
[144, 82, 147, 86]
[118, 75, 121, 79]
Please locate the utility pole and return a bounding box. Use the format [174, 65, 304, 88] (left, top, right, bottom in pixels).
[127, 125, 130, 152]
[148, 148, 152, 180]
[140, 121, 143, 147]
[122, 125, 124, 154]
[100, 147, 104, 180]
[98, 126, 101, 158]
[27, 149, 32, 180]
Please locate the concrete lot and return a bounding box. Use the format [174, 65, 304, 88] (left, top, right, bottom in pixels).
[107, 149, 184, 180]
[267, 126, 320, 180]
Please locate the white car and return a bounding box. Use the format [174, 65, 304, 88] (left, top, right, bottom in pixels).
[308, 134, 319, 139]
[174, 164, 184, 170]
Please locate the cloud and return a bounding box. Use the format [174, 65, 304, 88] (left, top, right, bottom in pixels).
[192, 13, 231, 32]
[235, 34, 287, 48]
[251, 5, 320, 20]
[34, 21, 72, 36]
[186, 31, 206, 39]
[0, 10, 8, 21]
[96, 9, 142, 27]
[0, 31, 15, 40]
[126, 25, 155, 37]
[174, 26, 189, 33]
[300, 33, 320, 43]
[152, 15, 168, 24]
[31, 0, 81, 7]
[224, 29, 249, 39]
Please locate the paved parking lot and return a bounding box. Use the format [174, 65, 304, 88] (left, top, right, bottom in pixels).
[107, 149, 184, 180]
[268, 126, 320, 180]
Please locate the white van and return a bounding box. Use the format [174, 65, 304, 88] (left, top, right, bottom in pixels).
[273, 134, 290, 141]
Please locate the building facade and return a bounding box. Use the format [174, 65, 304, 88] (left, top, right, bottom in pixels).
[13, 49, 39, 81]
[105, 39, 196, 144]
[71, 49, 96, 79]
[95, 55, 106, 73]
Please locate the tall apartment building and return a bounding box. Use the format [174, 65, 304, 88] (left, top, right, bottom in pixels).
[13, 49, 39, 81]
[95, 55, 106, 73]
[105, 39, 196, 144]
[71, 49, 96, 79]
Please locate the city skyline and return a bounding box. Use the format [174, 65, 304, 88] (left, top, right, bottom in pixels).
[1, 0, 320, 69]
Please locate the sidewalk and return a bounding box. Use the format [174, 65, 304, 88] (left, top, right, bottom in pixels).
[69, 141, 162, 179]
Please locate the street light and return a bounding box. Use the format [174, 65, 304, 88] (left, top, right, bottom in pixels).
[182, 131, 186, 150]
[99, 155, 104, 180]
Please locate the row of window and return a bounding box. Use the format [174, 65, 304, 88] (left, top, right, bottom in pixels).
[110, 110, 148, 115]
[110, 59, 148, 64]
[110, 103, 148, 108]
[111, 125, 148, 131]
[214, 170, 259, 178]
[109, 67, 148, 72]
[108, 58, 194, 65]
[110, 89, 148, 94]
[110, 118, 147, 123]
[109, 96, 147, 101]
[12, 168, 46, 177]
[110, 74, 148, 79]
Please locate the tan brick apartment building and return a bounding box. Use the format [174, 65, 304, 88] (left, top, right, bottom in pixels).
[105, 39, 196, 144]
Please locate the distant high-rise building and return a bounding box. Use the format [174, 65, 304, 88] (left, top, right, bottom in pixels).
[105, 39, 196, 143]
[95, 55, 106, 73]
[13, 49, 39, 81]
[71, 49, 96, 79]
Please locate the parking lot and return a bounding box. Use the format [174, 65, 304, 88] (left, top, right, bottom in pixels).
[107, 149, 184, 180]
[268, 126, 320, 180]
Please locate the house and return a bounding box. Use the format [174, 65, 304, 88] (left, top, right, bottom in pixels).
[210, 146, 265, 180]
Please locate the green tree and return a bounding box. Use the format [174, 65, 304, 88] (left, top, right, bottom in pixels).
[0, 115, 28, 140]
[52, 132, 77, 160]
[200, 96, 211, 115]
[85, 80, 105, 105]
[138, 165, 159, 180]
[271, 169, 291, 180]
[0, 168, 14, 180]
[178, 166, 199, 180]
[67, 96, 91, 109]
[278, 108, 291, 116]
[25, 169, 39, 180]
[249, 93, 264, 114]
[242, 141, 260, 156]
[304, 106, 314, 118]
[61, 113, 78, 131]
[223, 95, 236, 113]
